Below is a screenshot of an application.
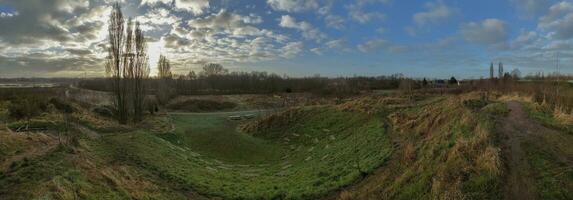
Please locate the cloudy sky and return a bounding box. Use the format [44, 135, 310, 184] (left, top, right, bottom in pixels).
[0, 0, 572, 78]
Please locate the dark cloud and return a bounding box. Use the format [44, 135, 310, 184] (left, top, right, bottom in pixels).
[0, 0, 90, 44]
[0, 54, 104, 77]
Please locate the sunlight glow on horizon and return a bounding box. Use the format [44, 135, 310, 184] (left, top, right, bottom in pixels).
[148, 40, 163, 77]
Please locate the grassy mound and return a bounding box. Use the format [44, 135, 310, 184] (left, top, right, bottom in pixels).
[100, 106, 392, 199]
[335, 94, 503, 199]
[166, 99, 237, 112]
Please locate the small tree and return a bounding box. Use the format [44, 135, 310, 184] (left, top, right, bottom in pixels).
[510, 68, 521, 80]
[187, 70, 197, 80]
[156, 55, 174, 105]
[202, 63, 227, 77]
[449, 76, 458, 85]
[158, 55, 172, 79]
[8, 96, 47, 126]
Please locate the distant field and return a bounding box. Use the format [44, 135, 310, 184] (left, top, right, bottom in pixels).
[0, 83, 59, 88]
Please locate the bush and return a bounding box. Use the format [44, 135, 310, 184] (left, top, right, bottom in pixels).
[49, 98, 74, 113]
[8, 96, 48, 120]
[92, 106, 115, 118]
[463, 99, 489, 111]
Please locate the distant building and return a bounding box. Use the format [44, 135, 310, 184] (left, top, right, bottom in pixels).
[498, 62, 504, 79]
[490, 62, 494, 80]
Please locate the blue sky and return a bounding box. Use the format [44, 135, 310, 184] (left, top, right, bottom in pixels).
[0, 0, 572, 78]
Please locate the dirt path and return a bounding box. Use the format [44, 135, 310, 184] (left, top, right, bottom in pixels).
[497, 100, 573, 199]
[500, 101, 538, 200]
[501, 101, 573, 200]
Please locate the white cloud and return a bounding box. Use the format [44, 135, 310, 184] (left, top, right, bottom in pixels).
[511, 0, 553, 18]
[326, 39, 346, 49]
[0, 11, 19, 18]
[188, 10, 264, 37]
[310, 48, 323, 55]
[511, 31, 538, 49]
[56, 0, 90, 13]
[279, 15, 327, 41]
[357, 39, 387, 53]
[460, 19, 508, 45]
[538, 1, 573, 40]
[281, 41, 304, 58]
[324, 15, 345, 30]
[413, 0, 454, 26]
[267, 0, 319, 12]
[141, 0, 210, 15]
[346, 3, 385, 24]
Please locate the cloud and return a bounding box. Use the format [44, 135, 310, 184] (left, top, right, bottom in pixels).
[511, 0, 553, 18]
[310, 48, 323, 55]
[141, 0, 210, 15]
[357, 39, 387, 53]
[324, 15, 345, 30]
[281, 41, 304, 58]
[187, 10, 264, 38]
[326, 39, 346, 49]
[0, 1, 84, 45]
[267, 0, 319, 12]
[279, 15, 327, 41]
[0, 11, 19, 18]
[460, 19, 508, 45]
[511, 31, 538, 49]
[346, 3, 385, 24]
[413, 0, 455, 26]
[538, 1, 573, 40]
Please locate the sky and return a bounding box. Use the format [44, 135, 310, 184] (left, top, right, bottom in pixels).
[0, 0, 572, 79]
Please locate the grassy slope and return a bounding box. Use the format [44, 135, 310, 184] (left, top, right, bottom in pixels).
[162, 111, 282, 164]
[100, 106, 392, 199]
[0, 100, 191, 200]
[0, 140, 189, 200]
[333, 95, 503, 199]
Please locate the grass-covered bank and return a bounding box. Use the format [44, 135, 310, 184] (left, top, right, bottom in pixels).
[99, 105, 392, 199]
[331, 94, 504, 199]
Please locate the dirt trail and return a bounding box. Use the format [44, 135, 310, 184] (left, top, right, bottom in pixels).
[501, 101, 573, 200]
[500, 101, 538, 200]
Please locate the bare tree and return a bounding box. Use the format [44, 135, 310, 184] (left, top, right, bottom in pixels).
[106, 3, 149, 124]
[203, 63, 228, 77]
[132, 22, 150, 122]
[156, 55, 174, 104]
[158, 55, 172, 79]
[106, 3, 128, 124]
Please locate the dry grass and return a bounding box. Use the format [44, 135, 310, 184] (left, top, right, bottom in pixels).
[331, 93, 503, 200]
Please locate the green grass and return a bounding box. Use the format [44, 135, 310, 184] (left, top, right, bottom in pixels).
[481, 102, 510, 116]
[338, 96, 503, 200]
[99, 107, 392, 199]
[0, 147, 129, 200]
[522, 103, 573, 135]
[162, 111, 282, 164]
[523, 141, 573, 199]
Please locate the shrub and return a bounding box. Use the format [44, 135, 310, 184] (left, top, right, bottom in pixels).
[49, 98, 74, 113]
[463, 99, 488, 111]
[8, 96, 48, 121]
[92, 106, 115, 118]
